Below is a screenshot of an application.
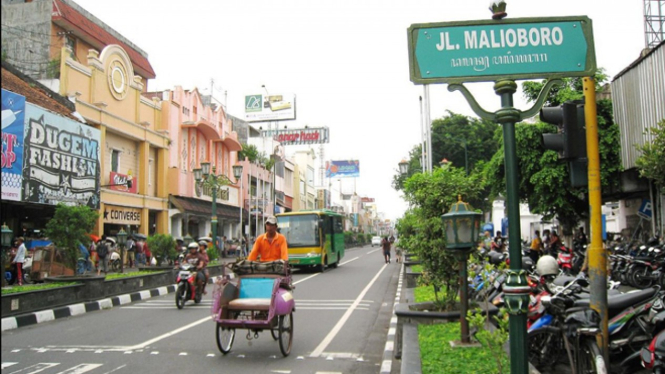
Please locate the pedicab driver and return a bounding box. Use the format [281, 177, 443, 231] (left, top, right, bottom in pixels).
[248, 216, 288, 262]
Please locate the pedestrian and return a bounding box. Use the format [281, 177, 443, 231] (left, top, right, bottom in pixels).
[198, 240, 210, 294]
[242, 235, 248, 257]
[126, 236, 136, 267]
[482, 230, 492, 250]
[96, 236, 109, 276]
[394, 240, 403, 263]
[135, 238, 146, 266]
[574, 227, 588, 246]
[542, 229, 551, 256]
[550, 231, 563, 253]
[491, 231, 505, 252]
[529, 230, 543, 264]
[143, 239, 151, 266]
[381, 236, 391, 264]
[12, 237, 26, 286]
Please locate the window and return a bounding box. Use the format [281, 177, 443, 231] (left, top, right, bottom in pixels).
[111, 149, 120, 172]
[149, 158, 154, 186]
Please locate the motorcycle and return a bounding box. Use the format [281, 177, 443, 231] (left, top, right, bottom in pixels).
[641, 314, 665, 373]
[556, 246, 574, 275]
[175, 263, 204, 309]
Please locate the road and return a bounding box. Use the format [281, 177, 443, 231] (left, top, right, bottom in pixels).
[1, 245, 401, 374]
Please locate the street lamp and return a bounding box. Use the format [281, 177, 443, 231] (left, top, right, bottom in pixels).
[441, 195, 482, 344]
[1, 223, 13, 287]
[117, 227, 127, 274]
[233, 164, 244, 254]
[193, 161, 234, 256]
[398, 159, 409, 175]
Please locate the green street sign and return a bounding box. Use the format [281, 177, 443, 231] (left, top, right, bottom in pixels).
[408, 16, 596, 84]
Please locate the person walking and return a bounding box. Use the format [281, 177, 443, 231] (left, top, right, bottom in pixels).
[529, 230, 543, 264]
[126, 236, 136, 268]
[96, 236, 109, 276]
[12, 237, 27, 286]
[381, 236, 391, 264]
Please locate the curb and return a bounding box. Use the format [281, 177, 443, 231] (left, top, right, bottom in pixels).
[380, 262, 404, 374]
[1, 284, 177, 332]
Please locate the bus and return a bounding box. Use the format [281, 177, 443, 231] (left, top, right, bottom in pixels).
[276, 209, 345, 272]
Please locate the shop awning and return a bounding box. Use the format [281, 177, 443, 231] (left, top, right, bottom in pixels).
[170, 195, 247, 221]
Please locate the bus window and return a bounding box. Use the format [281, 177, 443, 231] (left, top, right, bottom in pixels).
[333, 216, 343, 234]
[279, 214, 320, 248]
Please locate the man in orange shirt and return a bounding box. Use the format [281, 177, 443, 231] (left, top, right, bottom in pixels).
[248, 216, 288, 262]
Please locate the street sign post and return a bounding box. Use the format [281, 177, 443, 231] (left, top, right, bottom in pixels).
[408, 16, 596, 84]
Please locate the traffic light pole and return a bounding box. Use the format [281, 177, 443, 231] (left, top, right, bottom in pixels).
[448, 78, 561, 374]
[583, 77, 609, 365]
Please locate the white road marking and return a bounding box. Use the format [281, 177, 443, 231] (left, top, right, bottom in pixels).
[7, 362, 59, 373]
[339, 256, 359, 266]
[310, 264, 387, 357]
[1, 363, 18, 369]
[293, 273, 319, 285]
[55, 363, 103, 374]
[98, 365, 127, 374]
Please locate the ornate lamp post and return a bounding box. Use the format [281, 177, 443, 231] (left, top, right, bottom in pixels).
[117, 227, 127, 274]
[193, 161, 234, 256]
[398, 159, 409, 175]
[233, 164, 244, 252]
[1, 223, 13, 287]
[441, 196, 482, 344]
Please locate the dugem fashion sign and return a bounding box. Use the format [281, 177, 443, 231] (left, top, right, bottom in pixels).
[408, 16, 596, 84]
[23, 104, 101, 208]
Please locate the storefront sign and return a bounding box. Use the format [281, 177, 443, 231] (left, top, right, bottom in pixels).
[109, 171, 138, 193]
[23, 103, 101, 208]
[103, 205, 142, 225]
[1, 89, 26, 201]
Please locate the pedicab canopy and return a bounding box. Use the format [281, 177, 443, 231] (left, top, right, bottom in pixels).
[441, 195, 482, 250]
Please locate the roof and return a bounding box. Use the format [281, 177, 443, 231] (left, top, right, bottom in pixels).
[52, 0, 156, 79]
[1, 61, 80, 122]
[612, 39, 665, 82]
[170, 195, 246, 221]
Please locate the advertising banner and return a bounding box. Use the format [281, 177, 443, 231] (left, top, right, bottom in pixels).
[325, 160, 360, 178]
[23, 103, 101, 208]
[1, 89, 26, 201]
[244, 93, 296, 122]
[261, 127, 329, 145]
[109, 171, 138, 194]
[361, 197, 375, 203]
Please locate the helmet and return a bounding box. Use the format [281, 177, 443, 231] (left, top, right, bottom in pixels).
[536, 255, 559, 276]
[187, 242, 199, 250]
[198, 240, 207, 247]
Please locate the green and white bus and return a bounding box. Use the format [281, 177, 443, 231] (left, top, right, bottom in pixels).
[276, 209, 345, 272]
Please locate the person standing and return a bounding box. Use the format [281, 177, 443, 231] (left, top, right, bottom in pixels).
[491, 231, 505, 252]
[542, 229, 551, 256]
[12, 237, 26, 286]
[96, 236, 109, 276]
[482, 230, 493, 250]
[381, 236, 391, 264]
[126, 236, 136, 268]
[529, 230, 543, 263]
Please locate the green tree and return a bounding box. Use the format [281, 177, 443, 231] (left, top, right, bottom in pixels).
[146, 234, 176, 266]
[44, 204, 99, 270]
[238, 143, 274, 170]
[635, 119, 665, 187]
[397, 166, 485, 311]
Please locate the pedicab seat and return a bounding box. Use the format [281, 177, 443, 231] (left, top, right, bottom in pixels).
[226, 277, 276, 311]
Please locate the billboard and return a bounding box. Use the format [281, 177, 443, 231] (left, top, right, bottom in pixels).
[1, 89, 26, 201]
[325, 160, 360, 178]
[109, 171, 138, 194]
[244, 93, 296, 122]
[23, 103, 101, 208]
[261, 127, 329, 145]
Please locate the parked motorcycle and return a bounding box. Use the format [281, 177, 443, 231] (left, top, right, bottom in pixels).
[641, 317, 665, 373]
[175, 263, 204, 309]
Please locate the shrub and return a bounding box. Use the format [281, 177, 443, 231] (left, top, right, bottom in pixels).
[44, 204, 99, 270]
[146, 234, 177, 265]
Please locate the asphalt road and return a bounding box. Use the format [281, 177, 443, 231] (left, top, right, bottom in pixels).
[1, 245, 401, 374]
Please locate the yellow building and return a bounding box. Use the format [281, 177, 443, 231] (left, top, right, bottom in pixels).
[58, 45, 170, 237]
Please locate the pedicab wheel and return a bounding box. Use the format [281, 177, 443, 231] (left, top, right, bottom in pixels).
[270, 323, 279, 340]
[175, 284, 187, 309]
[278, 313, 293, 357]
[216, 323, 235, 354]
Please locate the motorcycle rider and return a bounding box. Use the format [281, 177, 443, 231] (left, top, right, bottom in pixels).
[184, 242, 206, 294]
[247, 216, 288, 262]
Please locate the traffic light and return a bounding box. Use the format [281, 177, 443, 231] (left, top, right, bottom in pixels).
[540, 100, 588, 187]
[540, 100, 586, 159]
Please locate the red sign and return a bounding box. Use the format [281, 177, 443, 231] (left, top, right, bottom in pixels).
[361, 197, 375, 203]
[109, 172, 137, 193]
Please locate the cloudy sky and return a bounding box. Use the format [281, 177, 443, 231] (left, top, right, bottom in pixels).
[72, 0, 646, 220]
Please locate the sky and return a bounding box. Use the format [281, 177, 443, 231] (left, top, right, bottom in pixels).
[72, 0, 646, 221]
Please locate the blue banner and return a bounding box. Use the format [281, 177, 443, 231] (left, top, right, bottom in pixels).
[1, 89, 26, 201]
[325, 160, 360, 178]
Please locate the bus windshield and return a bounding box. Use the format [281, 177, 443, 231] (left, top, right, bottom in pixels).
[278, 214, 320, 248]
